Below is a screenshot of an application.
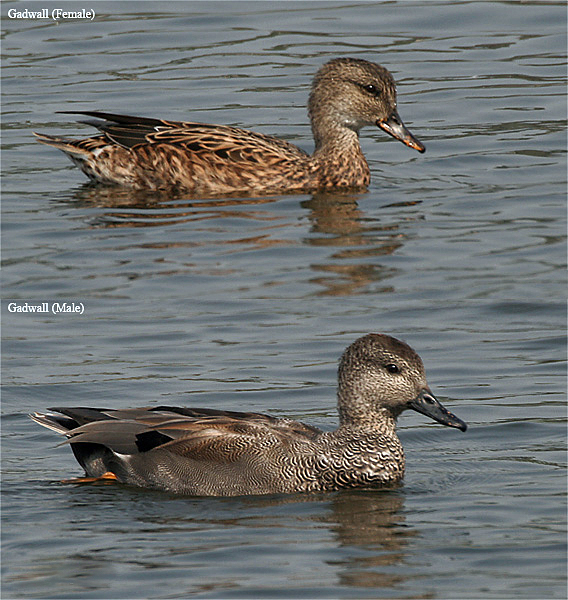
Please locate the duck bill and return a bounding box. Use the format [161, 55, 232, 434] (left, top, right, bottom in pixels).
[408, 389, 467, 431]
[377, 110, 425, 153]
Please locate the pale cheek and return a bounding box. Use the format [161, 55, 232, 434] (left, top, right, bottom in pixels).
[341, 114, 370, 130]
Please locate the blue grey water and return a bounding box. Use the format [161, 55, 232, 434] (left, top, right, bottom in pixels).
[2, 1, 566, 598]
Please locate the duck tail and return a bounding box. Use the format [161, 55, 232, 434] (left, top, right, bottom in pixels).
[29, 411, 74, 436]
[33, 132, 92, 160]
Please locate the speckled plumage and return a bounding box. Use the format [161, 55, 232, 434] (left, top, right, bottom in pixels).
[34, 58, 425, 194]
[31, 334, 466, 497]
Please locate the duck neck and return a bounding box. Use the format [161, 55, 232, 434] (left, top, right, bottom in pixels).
[311, 119, 363, 156]
[337, 394, 399, 437]
[309, 123, 370, 188]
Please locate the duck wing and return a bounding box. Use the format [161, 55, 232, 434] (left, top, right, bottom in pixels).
[59, 111, 309, 162]
[33, 406, 322, 457]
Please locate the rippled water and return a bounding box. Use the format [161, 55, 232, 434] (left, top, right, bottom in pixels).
[2, 1, 566, 599]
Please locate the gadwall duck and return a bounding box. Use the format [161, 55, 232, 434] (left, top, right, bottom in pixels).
[30, 334, 466, 496]
[34, 58, 425, 194]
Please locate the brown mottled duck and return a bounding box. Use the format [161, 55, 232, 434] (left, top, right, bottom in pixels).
[35, 58, 425, 194]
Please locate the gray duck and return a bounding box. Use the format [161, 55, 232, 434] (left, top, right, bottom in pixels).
[34, 58, 425, 194]
[30, 334, 466, 496]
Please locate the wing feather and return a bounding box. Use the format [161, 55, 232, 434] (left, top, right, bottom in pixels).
[58, 111, 309, 163]
[32, 407, 322, 460]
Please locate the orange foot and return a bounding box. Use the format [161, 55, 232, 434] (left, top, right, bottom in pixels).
[60, 471, 118, 485]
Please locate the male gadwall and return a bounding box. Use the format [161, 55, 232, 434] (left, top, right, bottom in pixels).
[35, 58, 425, 194]
[31, 334, 466, 496]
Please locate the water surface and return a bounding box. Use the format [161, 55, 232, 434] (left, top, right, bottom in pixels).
[2, 1, 566, 598]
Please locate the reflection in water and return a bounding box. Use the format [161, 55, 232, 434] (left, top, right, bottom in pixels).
[303, 193, 406, 295]
[58, 185, 418, 296]
[237, 489, 412, 592]
[68, 184, 282, 229]
[236, 489, 412, 591]
[326, 490, 413, 590]
[39, 485, 414, 596]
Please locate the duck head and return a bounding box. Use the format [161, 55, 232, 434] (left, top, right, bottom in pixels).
[337, 333, 467, 432]
[309, 58, 425, 153]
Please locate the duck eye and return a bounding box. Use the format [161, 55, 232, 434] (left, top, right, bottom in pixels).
[385, 363, 400, 374]
[364, 84, 379, 95]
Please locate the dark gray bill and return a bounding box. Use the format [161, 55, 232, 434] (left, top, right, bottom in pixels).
[409, 389, 467, 431]
[377, 110, 425, 153]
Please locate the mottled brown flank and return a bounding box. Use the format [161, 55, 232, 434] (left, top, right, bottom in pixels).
[30, 334, 466, 497]
[35, 58, 424, 194]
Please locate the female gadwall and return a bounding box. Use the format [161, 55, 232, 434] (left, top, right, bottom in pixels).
[35, 58, 425, 194]
[31, 334, 466, 496]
